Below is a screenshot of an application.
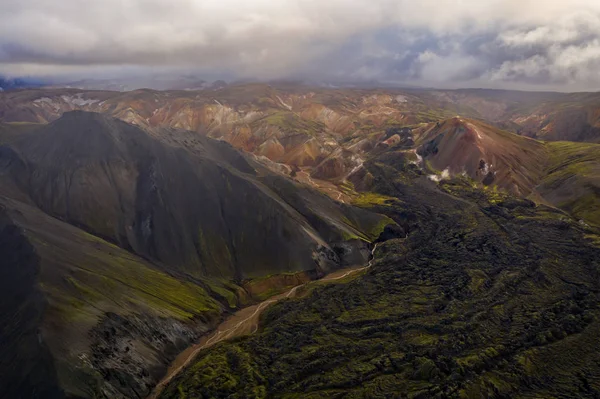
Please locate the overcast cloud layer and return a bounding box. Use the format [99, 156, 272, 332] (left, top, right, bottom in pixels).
[2, 0, 600, 90]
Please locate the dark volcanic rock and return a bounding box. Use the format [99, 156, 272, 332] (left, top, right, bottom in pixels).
[161, 152, 600, 399]
[90, 313, 211, 398]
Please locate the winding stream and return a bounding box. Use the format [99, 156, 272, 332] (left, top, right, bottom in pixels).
[147, 243, 380, 399]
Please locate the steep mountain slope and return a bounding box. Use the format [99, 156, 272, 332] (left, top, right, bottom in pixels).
[0, 197, 223, 398]
[410, 117, 600, 227]
[504, 94, 600, 143]
[413, 89, 600, 143]
[536, 141, 600, 226]
[0, 206, 62, 399]
[0, 111, 395, 397]
[162, 147, 600, 399]
[415, 117, 546, 196]
[0, 111, 388, 280]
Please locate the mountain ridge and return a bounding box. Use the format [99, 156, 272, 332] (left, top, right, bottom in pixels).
[0, 110, 395, 397]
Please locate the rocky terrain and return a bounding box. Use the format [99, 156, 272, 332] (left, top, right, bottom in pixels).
[3, 85, 600, 190]
[0, 111, 392, 397]
[163, 139, 600, 398]
[1, 84, 600, 398]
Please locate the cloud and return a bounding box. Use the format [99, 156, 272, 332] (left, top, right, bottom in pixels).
[2, 0, 600, 90]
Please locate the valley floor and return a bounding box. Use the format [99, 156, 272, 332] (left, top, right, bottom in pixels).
[149, 262, 378, 399]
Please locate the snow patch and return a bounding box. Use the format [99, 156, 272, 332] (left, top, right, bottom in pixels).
[241, 111, 263, 123]
[395, 95, 408, 103]
[482, 162, 490, 175]
[33, 97, 61, 111]
[60, 94, 100, 107]
[33, 97, 53, 104]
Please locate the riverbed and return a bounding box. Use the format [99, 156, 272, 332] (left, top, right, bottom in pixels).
[148, 244, 379, 399]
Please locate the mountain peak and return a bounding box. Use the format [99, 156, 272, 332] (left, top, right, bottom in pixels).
[17, 110, 148, 166]
[417, 117, 546, 194]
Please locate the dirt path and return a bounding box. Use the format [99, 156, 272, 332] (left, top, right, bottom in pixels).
[147, 244, 380, 399]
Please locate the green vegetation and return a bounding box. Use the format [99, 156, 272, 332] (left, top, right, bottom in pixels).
[544, 141, 599, 187]
[40, 229, 222, 322]
[415, 109, 456, 123]
[258, 111, 326, 137]
[242, 272, 310, 301]
[338, 212, 396, 242]
[339, 180, 356, 196]
[352, 191, 399, 207]
[537, 141, 600, 225]
[206, 279, 242, 309]
[162, 153, 600, 399]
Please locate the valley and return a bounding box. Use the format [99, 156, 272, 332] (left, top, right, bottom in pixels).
[149, 248, 381, 399]
[161, 145, 600, 398]
[0, 83, 599, 398]
[5, 1, 600, 397]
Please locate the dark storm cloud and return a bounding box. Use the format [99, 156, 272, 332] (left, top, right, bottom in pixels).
[2, 0, 600, 90]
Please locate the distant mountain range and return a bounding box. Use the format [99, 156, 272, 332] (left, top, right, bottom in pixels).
[0, 77, 44, 91]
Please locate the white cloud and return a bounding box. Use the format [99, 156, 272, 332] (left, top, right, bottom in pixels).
[1, 0, 600, 90]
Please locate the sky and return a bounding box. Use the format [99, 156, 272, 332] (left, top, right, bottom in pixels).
[2, 0, 600, 91]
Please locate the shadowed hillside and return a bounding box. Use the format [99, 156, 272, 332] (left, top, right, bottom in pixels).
[0, 111, 393, 397]
[0, 111, 389, 279]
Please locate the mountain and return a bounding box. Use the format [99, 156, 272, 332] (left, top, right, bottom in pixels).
[0, 77, 44, 91]
[412, 89, 600, 143]
[2, 85, 600, 398]
[3, 86, 600, 186]
[0, 196, 223, 398]
[0, 85, 466, 186]
[162, 136, 600, 399]
[411, 117, 600, 227]
[58, 77, 229, 91]
[2, 86, 599, 226]
[536, 141, 600, 226]
[2, 111, 391, 278]
[0, 111, 393, 397]
[414, 117, 546, 196]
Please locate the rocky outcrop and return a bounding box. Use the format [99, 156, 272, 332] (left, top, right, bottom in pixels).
[90, 313, 213, 398]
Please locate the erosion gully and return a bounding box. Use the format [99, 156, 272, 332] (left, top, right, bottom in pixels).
[147, 243, 380, 399]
